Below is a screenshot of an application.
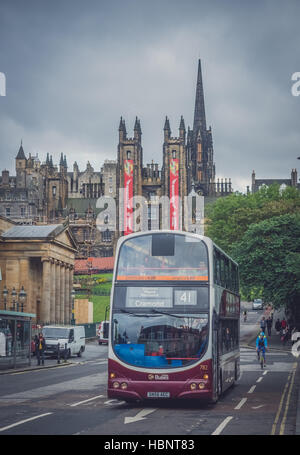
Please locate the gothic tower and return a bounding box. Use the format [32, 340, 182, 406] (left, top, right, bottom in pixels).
[162, 116, 188, 229]
[15, 141, 27, 189]
[116, 117, 143, 234]
[188, 59, 216, 196]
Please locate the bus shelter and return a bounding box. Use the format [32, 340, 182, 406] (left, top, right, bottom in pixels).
[0, 309, 36, 370]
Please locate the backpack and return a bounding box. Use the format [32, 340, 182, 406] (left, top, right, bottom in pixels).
[258, 338, 265, 348]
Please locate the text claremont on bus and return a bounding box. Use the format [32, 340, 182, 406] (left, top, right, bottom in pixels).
[107, 230, 240, 402]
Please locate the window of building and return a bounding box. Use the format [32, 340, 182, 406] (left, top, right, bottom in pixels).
[52, 186, 56, 196]
[102, 230, 112, 242]
[5, 207, 10, 217]
[20, 207, 26, 217]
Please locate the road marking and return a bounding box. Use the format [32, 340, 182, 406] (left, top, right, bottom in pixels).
[124, 408, 157, 424]
[104, 399, 126, 406]
[248, 385, 256, 394]
[234, 397, 247, 410]
[252, 405, 265, 409]
[279, 363, 297, 435]
[0, 413, 52, 432]
[263, 370, 268, 376]
[70, 394, 104, 407]
[211, 416, 233, 435]
[256, 377, 263, 383]
[271, 372, 291, 435]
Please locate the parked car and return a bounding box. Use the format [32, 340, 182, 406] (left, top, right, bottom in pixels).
[253, 299, 263, 310]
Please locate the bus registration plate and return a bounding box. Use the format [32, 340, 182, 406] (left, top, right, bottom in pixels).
[147, 392, 170, 398]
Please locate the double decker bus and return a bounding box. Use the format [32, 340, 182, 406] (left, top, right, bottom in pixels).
[107, 230, 240, 402]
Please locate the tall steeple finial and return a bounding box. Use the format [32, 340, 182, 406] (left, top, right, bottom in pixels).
[16, 141, 26, 160]
[119, 116, 127, 141]
[193, 59, 207, 135]
[134, 116, 142, 141]
[164, 116, 171, 141]
[179, 115, 186, 140]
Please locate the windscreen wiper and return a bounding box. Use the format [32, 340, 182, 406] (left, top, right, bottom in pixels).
[115, 309, 153, 318]
[150, 309, 188, 319]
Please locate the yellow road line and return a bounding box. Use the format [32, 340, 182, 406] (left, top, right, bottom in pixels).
[279, 363, 297, 435]
[271, 363, 298, 435]
[271, 373, 291, 435]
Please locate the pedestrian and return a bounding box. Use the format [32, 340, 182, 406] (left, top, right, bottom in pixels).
[275, 318, 281, 335]
[35, 333, 46, 366]
[266, 317, 272, 337]
[260, 317, 266, 334]
[281, 318, 287, 330]
[57, 342, 68, 363]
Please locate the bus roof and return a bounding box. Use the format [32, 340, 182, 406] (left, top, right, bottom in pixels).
[116, 230, 238, 267]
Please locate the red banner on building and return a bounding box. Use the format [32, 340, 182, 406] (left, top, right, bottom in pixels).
[170, 158, 179, 230]
[124, 159, 134, 235]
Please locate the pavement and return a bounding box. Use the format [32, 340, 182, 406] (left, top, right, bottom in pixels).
[0, 337, 98, 375]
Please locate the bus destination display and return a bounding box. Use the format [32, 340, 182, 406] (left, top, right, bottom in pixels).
[126, 287, 198, 308]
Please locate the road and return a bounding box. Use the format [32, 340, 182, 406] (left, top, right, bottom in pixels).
[0, 309, 299, 438]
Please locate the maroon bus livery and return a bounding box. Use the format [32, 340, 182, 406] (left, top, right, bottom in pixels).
[107, 230, 240, 403]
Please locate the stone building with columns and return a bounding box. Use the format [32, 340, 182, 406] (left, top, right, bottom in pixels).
[0, 216, 77, 325]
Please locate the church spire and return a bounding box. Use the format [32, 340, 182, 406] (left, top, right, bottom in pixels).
[16, 141, 26, 160]
[193, 59, 207, 135]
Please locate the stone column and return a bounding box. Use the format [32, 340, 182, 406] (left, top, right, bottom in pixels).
[55, 260, 61, 324]
[41, 258, 51, 325]
[65, 265, 70, 324]
[69, 266, 74, 323]
[50, 259, 56, 323]
[19, 258, 30, 313]
[60, 263, 65, 324]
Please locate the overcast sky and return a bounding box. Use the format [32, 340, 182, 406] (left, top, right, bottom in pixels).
[0, 0, 299, 192]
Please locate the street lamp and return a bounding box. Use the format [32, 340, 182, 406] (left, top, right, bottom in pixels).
[104, 304, 110, 322]
[11, 288, 17, 311]
[19, 286, 27, 312]
[3, 286, 8, 310]
[71, 288, 76, 325]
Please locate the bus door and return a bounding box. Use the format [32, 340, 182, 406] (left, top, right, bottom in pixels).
[212, 310, 221, 399]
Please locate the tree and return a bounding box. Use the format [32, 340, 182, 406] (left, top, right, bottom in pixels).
[205, 184, 300, 255]
[232, 213, 300, 316]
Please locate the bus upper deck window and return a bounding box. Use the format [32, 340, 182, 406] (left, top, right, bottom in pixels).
[152, 234, 175, 256]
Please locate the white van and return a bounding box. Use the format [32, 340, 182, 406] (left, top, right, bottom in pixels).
[42, 325, 85, 358]
[98, 321, 109, 345]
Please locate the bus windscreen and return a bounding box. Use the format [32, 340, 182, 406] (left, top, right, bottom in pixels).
[117, 233, 208, 281]
[112, 312, 209, 368]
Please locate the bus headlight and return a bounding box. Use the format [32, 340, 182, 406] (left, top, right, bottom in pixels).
[110, 372, 116, 379]
[199, 382, 205, 390]
[203, 374, 209, 380]
[121, 382, 128, 390]
[113, 381, 120, 389]
[190, 383, 197, 390]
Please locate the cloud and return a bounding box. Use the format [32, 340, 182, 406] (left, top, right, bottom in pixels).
[0, 0, 300, 193]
